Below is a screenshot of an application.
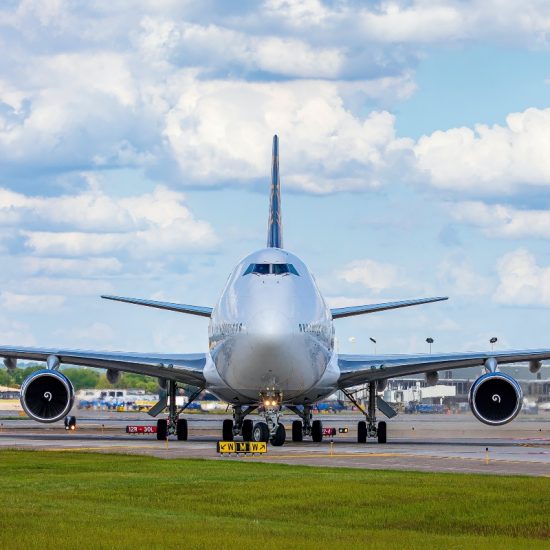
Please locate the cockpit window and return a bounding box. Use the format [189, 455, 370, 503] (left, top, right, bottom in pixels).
[243, 263, 299, 276]
[272, 263, 289, 275]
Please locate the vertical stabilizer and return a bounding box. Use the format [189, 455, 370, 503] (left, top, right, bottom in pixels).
[267, 135, 283, 248]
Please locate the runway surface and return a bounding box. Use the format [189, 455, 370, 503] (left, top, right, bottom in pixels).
[1, 411, 549, 476]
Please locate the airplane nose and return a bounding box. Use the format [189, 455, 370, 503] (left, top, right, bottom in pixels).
[248, 309, 294, 339]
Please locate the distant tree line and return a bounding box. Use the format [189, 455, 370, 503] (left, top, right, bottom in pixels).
[0, 365, 160, 393]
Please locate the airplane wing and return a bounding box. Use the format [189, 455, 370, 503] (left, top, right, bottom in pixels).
[331, 296, 448, 319]
[0, 346, 207, 386]
[101, 295, 213, 318]
[338, 349, 550, 387]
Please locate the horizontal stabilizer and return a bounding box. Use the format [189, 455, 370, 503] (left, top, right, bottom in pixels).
[331, 296, 448, 319]
[101, 295, 213, 318]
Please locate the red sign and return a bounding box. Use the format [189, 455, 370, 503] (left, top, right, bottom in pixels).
[322, 427, 336, 436]
[126, 425, 157, 434]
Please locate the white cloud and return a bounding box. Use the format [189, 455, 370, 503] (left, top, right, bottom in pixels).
[0, 291, 65, 312]
[0, 181, 217, 256]
[336, 259, 403, 293]
[138, 17, 345, 78]
[494, 249, 550, 306]
[164, 76, 413, 192]
[450, 201, 550, 239]
[437, 258, 492, 297]
[22, 257, 122, 277]
[18, 278, 114, 296]
[415, 108, 550, 193]
[54, 322, 115, 345]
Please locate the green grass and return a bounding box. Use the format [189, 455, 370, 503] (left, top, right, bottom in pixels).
[0, 450, 548, 549]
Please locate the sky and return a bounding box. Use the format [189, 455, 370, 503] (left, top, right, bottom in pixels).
[1, 0, 550, 358]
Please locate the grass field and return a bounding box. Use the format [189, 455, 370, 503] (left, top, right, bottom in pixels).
[0, 450, 548, 549]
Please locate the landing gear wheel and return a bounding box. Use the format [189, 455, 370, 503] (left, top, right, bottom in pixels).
[377, 421, 387, 444]
[64, 416, 76, 430]
[270, 423, 286, 446]
[176, 418, 188, 441]
[252, 421, 269, 442]
[292, 420, 303, 442]
[242, 419, 253, 441]
[357, 420, 367, 443]
[222, 419, 234, 441]
[156, 419, 167, 441]
[312, 419, 323, 442]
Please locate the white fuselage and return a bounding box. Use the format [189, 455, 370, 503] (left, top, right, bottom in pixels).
[203, 248, 340, 405]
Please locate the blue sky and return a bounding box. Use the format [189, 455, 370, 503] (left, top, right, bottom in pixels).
[1, 1, 550, 357]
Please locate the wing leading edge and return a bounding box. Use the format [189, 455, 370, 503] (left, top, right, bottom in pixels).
[331, 296, 448, 319]
[101, 295, 213, 318]
[0, 346, 206, 386]
[338, 349, 550, 388]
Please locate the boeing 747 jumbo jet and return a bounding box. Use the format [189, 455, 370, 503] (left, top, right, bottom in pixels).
[2, 136, 549, 446]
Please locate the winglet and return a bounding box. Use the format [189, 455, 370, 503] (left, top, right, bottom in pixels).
[267, 135, 283, 248]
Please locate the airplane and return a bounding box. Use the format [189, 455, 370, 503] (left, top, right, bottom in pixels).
[1, 135, 549, 446]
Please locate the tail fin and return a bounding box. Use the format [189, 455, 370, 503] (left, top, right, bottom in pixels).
[267, 135, 283, 248]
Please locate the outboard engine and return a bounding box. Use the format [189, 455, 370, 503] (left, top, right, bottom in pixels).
[469, 372, 522, 426]
[20, 370, 75, 423]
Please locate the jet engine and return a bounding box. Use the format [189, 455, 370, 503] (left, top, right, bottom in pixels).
[468, 372, 522, 426]
[20, 370, 74, 423]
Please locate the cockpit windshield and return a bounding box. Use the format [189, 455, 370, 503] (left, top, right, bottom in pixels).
[243, 263, 299, 276]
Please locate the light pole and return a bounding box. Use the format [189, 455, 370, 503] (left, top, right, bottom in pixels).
[369, 337, 377, 354]
[490, 337, 497, 352]
[426, 337, 434, 354]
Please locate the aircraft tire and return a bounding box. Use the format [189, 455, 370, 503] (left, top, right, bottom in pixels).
[176, 418, 188, 441]
[242, 419, 253, 441]
[357, 420, 367, 443]
[292, 420, 303, 442]
[156, 419, 167, 440]
[377, 421, 387, 444]
[271, 423, 286, 446]
[64, 416, 76, 430]
[252, 421, 269, 442]
[312, 419, 323, 442]
[222, 419, 234, 441]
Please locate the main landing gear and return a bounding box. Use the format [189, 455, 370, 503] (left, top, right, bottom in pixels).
[342, 382, 387, 444]
[155, 381, 202, 441]
[287, 405, 323, 443]
[218, 405, 258, 442]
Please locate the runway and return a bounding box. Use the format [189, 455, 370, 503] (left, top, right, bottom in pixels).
[1, 412, 549, 476]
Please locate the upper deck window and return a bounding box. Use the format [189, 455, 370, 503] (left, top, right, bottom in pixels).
[243, 263, 299, 276]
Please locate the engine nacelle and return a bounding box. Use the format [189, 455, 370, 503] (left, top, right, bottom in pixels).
[20, 370, 75, 423]
[469, 372, 522, 426]
[106, 369, 121, 385]
[425, 371, 439, 386]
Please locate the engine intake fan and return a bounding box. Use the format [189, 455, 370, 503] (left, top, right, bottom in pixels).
[469, 372, 522, 426]
[20, 370, 74, 423]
